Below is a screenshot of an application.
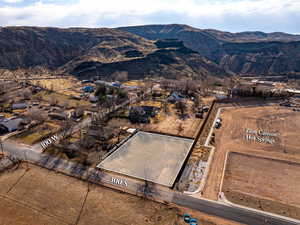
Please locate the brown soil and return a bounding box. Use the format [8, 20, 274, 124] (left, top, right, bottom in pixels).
[223, 152, 300, 220]
[204, 105, 300, 200]
[0, 163, 242, 225]
[202, 104, 300, 220]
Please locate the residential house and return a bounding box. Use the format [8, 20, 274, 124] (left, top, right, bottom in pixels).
[12, 103, 28, 110]
[0, 118, 24, 135]
[167, 92, 184, 103]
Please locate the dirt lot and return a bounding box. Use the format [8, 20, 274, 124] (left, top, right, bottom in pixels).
[202, 104, 300, 219]
[148, 103, 202, 138]
[218, 105, 300, 156]
[203, 105, 300, 201]
[0, 163, 242, 225]
[223, 152, 300, 220]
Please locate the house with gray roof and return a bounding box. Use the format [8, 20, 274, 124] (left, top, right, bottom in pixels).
[0, 118, 24, 135]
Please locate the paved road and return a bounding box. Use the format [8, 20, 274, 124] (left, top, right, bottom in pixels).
[173, 194, 299, 225]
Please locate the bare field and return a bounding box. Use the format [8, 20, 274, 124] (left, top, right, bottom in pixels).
[0, 164, 178, 225]
[219, 105, 300, 156]
[223, 152, 300, 219]
[203, 105, 300, 201]
[0, 164, 242, 225]
[34, 90, 90, 107]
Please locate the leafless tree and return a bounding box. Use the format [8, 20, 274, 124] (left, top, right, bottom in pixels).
[62, 101, 69, 110]
[60, 118, 73, 139]
[193, 95, 202, 112]
[185, 80, 198, 96]
[49, 96, 58, 106]
[50, 84, 54, 92]
[175, 100, 187, 116]
[0, 83, 5, 95]
[163, 100, 169, 114]
[27, 109, 47, 124]
[177, 123, 184, 134]
[113, 71, 128, 82]
[0, 138, 3, 155]
[137, 169, 159, 200]
[21, 89, 32, 100]
[79, 136, 96, 149]
[0, 95, 8, 112]
[161, 79, 177, 92]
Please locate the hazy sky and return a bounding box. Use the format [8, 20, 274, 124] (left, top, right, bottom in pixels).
[0, 0, 299, 33]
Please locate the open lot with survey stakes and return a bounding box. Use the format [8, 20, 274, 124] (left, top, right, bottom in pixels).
[203, 104, 300, 219]
[0, 163, 243, 225]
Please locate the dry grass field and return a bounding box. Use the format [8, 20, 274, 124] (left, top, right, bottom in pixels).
[0, 163, 243, 225]
[30, 78, 80, 95]
[34, 90, 90, 107]
[112, 100, 202, 138]
[148, 103, 202, 138]
[0, 164, 178, 225]
[13, 122, 60, 145]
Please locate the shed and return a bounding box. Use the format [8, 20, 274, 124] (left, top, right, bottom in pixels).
[167, 92, 184, 103]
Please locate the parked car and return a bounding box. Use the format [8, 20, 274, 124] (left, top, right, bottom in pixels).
[195, 112, 203, 119]
[202, 106, 209, 112]
[189, 218, 198, 225]
[0, 114, 5, 121]
[215, 121, 221, 129]
[183, 214, 191, 223]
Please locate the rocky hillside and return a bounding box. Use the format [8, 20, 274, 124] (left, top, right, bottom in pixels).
[119, 24, 300, 75]
[0, 26, 153, 70]
[71, 39, 229, 80]
[0, 26, 229, 80]
[219, 41, 300, 75]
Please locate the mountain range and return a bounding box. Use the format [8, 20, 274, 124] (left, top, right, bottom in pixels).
[119, 24, 300, 76]
[0, 24, 300, 80]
